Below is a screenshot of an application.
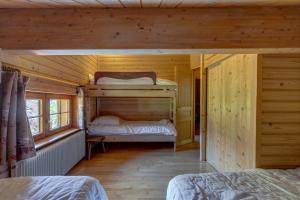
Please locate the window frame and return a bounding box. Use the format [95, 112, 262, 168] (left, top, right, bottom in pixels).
[26, 92, 73, 141]
[46, 94, 72, 135]
[26, 92, 46, 141]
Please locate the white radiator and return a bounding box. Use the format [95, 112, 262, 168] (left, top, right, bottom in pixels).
[16, 130, 85, 176]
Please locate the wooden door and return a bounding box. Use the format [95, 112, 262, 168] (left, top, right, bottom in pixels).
[175, 65, 193, 146]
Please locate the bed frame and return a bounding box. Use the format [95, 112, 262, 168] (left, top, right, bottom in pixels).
[84, 82, 177, 152]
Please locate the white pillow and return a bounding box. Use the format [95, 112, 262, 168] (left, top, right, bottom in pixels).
[91, 116, 120, 126]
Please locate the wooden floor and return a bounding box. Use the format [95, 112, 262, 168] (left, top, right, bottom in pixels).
[69, 143, 216, 200]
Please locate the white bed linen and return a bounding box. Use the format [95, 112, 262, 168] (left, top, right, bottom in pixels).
[96, 77, 177, 86]
[88, 119, 176, 136]
[0, 176, 108, 200]
[167, 168, 300, 200]
[97, 77, 154, 85]
[156, 78, 177, 86]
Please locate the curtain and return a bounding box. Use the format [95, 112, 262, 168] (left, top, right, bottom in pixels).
[77, 87, 84, 129]
[0, 71, 36, 178]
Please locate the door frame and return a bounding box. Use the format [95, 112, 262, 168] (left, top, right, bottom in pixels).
[191, 68, 201, 143]
[200, 55, 207, 161]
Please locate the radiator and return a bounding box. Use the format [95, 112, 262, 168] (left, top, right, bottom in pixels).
[15, 130, 85, 176]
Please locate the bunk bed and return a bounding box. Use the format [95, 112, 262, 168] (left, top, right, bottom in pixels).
[84, 72, 177, 151]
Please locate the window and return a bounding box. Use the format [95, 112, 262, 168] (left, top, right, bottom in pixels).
[26, 93, 44, 138]
[48, 95, 71, 133]
[26, 92, 72, 140]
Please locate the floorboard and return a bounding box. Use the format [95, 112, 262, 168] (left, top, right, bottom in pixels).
[68, 143, 216, 200]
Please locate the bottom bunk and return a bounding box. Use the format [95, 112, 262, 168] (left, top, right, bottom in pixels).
[87, 115, 177, 151]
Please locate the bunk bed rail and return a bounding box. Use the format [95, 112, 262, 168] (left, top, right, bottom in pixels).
[85, 84, 177, 98]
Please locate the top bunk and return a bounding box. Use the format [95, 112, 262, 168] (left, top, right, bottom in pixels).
[85, 72, 177, 98]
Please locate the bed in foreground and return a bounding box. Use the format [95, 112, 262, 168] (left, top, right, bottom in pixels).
[167, 168, 300, 200]
[0, 176, 108, 200]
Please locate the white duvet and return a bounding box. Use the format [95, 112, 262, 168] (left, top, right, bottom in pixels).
[0, 176, 108, 200]
[96, 77, 177, 86]
[88, 119, 177, 136]
[167, 168, 300, 200]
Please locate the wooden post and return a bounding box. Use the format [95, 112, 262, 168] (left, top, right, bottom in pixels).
[172, 92, 177, 127]
[84, 87, 91, 128]
[200, 55, 207, 161]
[173, 91, 177, 151]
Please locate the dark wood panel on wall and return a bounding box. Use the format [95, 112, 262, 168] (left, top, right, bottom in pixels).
[257, 54, 300, 168]
[0, 7, 299, 50]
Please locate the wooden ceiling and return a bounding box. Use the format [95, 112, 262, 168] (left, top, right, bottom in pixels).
[1, 0, 300, 8]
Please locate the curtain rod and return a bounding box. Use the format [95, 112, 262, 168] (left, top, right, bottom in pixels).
[1, 62, 21, 75]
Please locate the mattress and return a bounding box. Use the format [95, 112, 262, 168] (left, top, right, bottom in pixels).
[88, 119, 177, 136]
[0, 176, 108, 200]
[96, 77, 177, 86]
[97, 77, 154, 85]
[166, 168, 300, 200]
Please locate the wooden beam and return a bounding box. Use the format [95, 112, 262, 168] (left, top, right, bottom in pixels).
[0, 7, 299, 50]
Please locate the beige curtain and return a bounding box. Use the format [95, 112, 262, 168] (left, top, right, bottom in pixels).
[77, 87, 84, 129]
[0, 71, 36, 178]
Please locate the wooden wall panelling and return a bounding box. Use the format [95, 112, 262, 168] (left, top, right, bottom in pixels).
[207, 62, 222, 169]
[98, 55, 190, 81]
[26, 74, 77, 95]
[84, 96, 97, 126]
[204, 54, 232, 68]
[0, 8, 300, 50]
[190, 55, 202, 69]
[17, 55, 98, 85]
[0, 53, 98, 86]
[72, 95, 79, 128]
[257, 54, 300, 168]
[206, 54, 257, 172]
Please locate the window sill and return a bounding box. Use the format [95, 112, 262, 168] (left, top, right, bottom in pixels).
[35, 128, 82, 151]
